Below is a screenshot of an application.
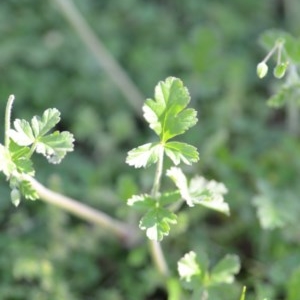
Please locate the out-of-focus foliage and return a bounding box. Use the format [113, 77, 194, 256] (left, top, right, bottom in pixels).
[1, 0, 300, 299]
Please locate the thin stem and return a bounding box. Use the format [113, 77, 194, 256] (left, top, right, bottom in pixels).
[151, 144, 164, 198]
[52, 0, 144, 114]
[5, 95, 15, 148]
[149, 144, 170, 277]
[262, 43, 279, 64]
[22, 174, 140, 247]
[149, 240, 169, 277]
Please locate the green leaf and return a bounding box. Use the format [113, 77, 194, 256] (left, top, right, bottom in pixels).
[259, 29, 289, 50]
[143, 77, 197, 142]
[139, 207, 177, 241]
[165, 141, 199, 165]
[210, 254, 241, 285]
[0, 144, 16, 178]
[159, 191, 181, 206]
[9, 119, 35, 146]
[126, 143, 162, 168]
[31, 108, 61, 137]
[178, 251, 201, 283]
[20, 179, 38, 200]
[36, 131, 74, 164]
[267, 83, 300, 108]
[9, 140, 34, 175]
[167, 167, 230, 215]
[9, 108, 74, 164]
[127, 194, 155, 209]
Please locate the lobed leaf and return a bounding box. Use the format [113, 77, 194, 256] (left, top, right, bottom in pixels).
[9, 119, 35, 146]
[126, 143, 162, 168]
[210, 254, 241, 285]
[127, 194, 155, 209]
[139, 207, 177, 241]
[31, 108, 61, 137]
[178, 251, 201, 283]
[143, 77, 197, 142]
[36, 131, 74, 164]
[164, 141, 199, 165]
[167, 167, 230, 215]
[9, 140, 34, 175]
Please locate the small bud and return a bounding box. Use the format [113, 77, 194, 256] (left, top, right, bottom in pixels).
[11, 188, 21, 207]
[257, 62, 268, 78]
[273, 62, 288, 79]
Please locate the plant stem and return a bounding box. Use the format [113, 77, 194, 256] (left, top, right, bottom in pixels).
[149, 145, 170, 277]
[151, 144, 164, 198]
[149, 240, 169, 277]
[5, 95, 15, 148]
[22, 174, 140, 247]
[52, 0, 144, 114]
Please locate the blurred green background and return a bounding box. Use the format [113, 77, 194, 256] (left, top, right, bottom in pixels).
[1, 0, 300, 299]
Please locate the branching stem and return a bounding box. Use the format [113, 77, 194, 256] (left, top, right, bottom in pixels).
[22, 174, 140, 247]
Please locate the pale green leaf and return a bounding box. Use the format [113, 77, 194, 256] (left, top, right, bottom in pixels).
[127, 194, 155, 209]
[36, 131, 74, 164]
[0, 144, 16, 178]
[167, 167, 229, 215]
[210, 254, 241, 284]
[31, 108, 60, 137]
[139, 207, 177, 241]
[126, 143, 162, 168]
[178, 251, 201, 282]
[9, 119, 35, 146]
[165, 141, 199, 165]
[143, 77, 197, 142]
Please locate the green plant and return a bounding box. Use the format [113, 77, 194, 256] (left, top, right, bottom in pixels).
[0, 77, 242, 299]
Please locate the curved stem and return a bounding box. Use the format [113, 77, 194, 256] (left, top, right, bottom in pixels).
[52, 0, 144, 114]
[22, 175, 140, 247]
[5, 95, 15, 148]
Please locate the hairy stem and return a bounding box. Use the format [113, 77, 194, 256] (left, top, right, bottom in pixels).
[23, 175, 140, 247]
[5, 95, 15, 148]
[149, 145, 170, 277]
[52, 0, 144, 114]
